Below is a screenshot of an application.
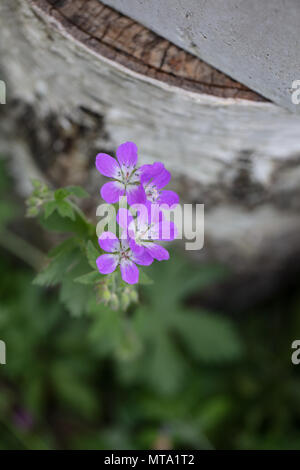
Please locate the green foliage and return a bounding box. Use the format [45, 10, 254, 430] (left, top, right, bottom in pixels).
[26, 182, 89, 220]
[25, 179, 140, 314]
[26, 181, 94, 239]
[120, 256, 242, 395]
[75, 271, 100, 285]
[47, 186, 88, 221]
[34, 239, 78, 287]
[2, 161, 300, 450]
[86, 240, 100, 270]
[2, 247, 300, 450]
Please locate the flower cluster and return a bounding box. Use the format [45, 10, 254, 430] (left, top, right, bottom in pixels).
[96, 142, 179, 284]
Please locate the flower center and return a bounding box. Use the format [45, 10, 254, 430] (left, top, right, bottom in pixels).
[119, 249, 131, 261]
[120, 164, 139, 186]
[145, 184, 159, 202]
[135, 224, 152, 243]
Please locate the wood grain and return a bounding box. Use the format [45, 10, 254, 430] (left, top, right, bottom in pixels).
[32, 0, 265, 101]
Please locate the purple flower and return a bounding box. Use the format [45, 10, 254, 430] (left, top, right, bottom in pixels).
[117, 207, 177, 261]
[137, 162, 179, 208]
[96, 142, 144, 205]
[96, 232, 153, 284]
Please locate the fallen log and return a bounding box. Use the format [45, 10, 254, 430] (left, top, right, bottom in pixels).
[1, 0, 300, 274]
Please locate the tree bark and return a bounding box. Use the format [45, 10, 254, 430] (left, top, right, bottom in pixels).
[1, 0, 300, 273]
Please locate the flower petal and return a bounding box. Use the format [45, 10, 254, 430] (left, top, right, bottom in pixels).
[159, 190, 179, 207]
[143, 243, 170, 261]
[96, 254, 118, 274]
[116, 142, 138, 167]
[120, 238, 130, 251]
[126, 184, 146, 205]
[140, 162, 164, 185]
[152, 166, 171, 189]
[95, 153, 120, 178]
[128, 220, 138, 240]
[101, 181, 125, 203]
[129, 238, 145, 255]
[147, 202, 165, 225]
[151, 220, 177, 241]
[120, 259, 139, 284]
[98, 232, 120, 253]
[131, 249, 154, 266]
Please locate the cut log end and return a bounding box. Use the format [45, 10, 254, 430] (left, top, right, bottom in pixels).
[31, 0, 265, 101]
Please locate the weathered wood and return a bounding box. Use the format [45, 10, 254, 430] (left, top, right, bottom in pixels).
[1, 0, 300, 273]
[103, 0, 300, 113]
[33, 0, 263, 101]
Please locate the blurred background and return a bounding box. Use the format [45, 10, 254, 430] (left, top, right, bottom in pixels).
[2, 0, 300, 451]
[1, 155, 300, 450]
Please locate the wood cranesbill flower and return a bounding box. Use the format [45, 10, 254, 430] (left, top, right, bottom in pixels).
[117, 207, 177, 261]
[96, 232, 153, 285]
[137, 162, 179, 208]
[96, 141, 144, 205]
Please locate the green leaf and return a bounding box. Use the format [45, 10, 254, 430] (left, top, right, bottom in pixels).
[54, 188, 69, 201]
[59, 253, 93, 316]
[173, 310, 243, 363]
[89, 308, 124, 356]
[65, 186, 89, 198]
[56, 200, 75, 220]
[48, 237, 77, 258]
[39, 209, 91, 238]
[59, 276, 90, 317]
[55, 186, 89, 201]
[75, 271, 100, 285]
[44, 200, 57, 219]
[142, 254, 227, 310]
[86, 241, 100, 270]
[33, 248, 77, 287]
[146, 333, 186, 394]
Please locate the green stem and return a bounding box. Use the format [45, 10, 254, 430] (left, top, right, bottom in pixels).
[0, 229, 45, 271]
[68, 199, 90, 225]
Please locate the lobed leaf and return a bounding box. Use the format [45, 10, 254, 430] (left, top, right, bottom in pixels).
[75, 271, 101, 285]
[86, 240, 100, 270]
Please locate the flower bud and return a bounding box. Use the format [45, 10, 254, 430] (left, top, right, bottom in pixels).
[102, 287, 111, 304]
[131, 290, 138, 303]
[120, 291, 130, 311]
[110, 293, 120, 311]
[26, 206, 39, 218]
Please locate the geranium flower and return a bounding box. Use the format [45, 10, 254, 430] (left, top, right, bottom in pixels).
[96, 142, 144, 205]
[137, 162, 179, 208]
[117, 207, 177, 261]
[96, 232, 153, 284]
